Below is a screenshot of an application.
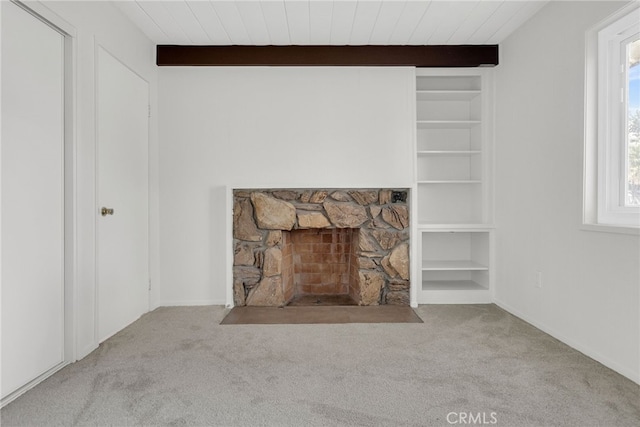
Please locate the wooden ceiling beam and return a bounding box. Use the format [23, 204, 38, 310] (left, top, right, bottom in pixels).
[156, 45, 498, 67]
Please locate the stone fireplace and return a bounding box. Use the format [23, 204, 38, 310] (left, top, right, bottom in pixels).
[232, 188, 410, 306]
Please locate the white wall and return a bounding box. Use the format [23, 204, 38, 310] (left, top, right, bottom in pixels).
[494, 1, 639, 383]
[158, 67, 414, 305]
[33, 1, 159, 360]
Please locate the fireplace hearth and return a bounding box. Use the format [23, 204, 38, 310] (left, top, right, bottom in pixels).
[232, 188, 410, 307]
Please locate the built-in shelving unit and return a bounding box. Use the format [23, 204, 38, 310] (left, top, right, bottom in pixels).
[415, 69, 494, 304]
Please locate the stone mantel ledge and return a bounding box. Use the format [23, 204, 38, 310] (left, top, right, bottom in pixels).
[232, 188, 410, 307]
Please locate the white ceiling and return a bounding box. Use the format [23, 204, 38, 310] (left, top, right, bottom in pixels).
[113, 1, 549, 46]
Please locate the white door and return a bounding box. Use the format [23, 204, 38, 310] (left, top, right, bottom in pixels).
[97, 47, 149, 342]
[1, 1, 65, 398]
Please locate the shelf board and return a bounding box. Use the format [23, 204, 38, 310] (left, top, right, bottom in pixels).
[422, 280, 488, 291]
[419, 281, 491, 304]
[422, 260, 488, 271]
[417, 180, 481, 184]
[417, 150, 481, 156]
[416, 90, 481, 101]
[417, 120, 481, 129]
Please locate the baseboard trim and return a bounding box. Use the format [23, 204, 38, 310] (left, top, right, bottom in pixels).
[1, 361, 69, 408]
[77, 342, 98, 361]
[494, 299, 640, 385]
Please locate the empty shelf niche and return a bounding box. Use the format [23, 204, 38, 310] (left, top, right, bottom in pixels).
[417, 184, 484, 224]
[421, 231, 489, 291]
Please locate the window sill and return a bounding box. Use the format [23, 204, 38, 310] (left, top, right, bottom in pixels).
[581, 223, 640, 236]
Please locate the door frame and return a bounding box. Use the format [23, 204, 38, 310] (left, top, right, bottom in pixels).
[94, 42, 151, 343]
[0, 0, 77, 407]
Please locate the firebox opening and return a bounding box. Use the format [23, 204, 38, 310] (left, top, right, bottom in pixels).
[282, 228, 360, 306]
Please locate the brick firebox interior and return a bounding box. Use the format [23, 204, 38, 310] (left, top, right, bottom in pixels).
[284, 228, 360, 303]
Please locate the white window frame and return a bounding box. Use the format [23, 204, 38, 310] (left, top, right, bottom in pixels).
[584, 3, 640, 233]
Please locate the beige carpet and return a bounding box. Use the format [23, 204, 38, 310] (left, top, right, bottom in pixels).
[2, 304, 639, 426]
[221, 305, 424, 324]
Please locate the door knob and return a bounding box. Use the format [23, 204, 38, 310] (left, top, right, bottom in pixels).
[101, 207, 114, 216]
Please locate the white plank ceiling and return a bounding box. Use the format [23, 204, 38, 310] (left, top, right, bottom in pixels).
[114, 0, 549, 46]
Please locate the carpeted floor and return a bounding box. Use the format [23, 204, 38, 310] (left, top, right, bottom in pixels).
[1, 304, 639, 426]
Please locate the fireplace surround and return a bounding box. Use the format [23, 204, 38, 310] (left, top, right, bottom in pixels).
[232, 188, 410, 306]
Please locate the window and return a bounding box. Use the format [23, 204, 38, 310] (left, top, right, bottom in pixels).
[584, 4, 640, 231]
[625, 39, 640, 207]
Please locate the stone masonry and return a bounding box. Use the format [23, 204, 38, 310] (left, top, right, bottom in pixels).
[233, 188, 410, 306]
